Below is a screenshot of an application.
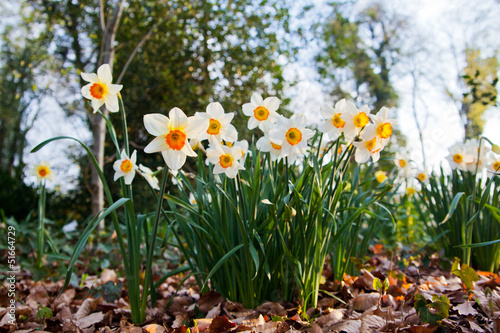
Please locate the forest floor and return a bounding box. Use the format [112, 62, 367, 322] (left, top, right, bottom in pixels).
[1, 247, 499, 333]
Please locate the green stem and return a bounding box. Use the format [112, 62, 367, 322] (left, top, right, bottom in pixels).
[140, 167, 169, 322]
[36, 180, 46, 271]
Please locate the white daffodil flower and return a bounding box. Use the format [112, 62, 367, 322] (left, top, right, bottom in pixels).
[113, 150, 138, 185]
[81, 64, 123, 113]
[31, 161, 54, 183]
[195, 102, 237, 146]
[206, 142, 245, 179]
[242, 92, 281, 131]
[143, 107, 206, 170]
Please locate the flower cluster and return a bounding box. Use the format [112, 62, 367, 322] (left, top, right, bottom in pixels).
[446, 138, 500, 175]
[318, 99, 396, 163]
[81, 65, 397, 185]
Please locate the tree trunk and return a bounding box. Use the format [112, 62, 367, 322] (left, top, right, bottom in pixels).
[90, 0, 125, 222]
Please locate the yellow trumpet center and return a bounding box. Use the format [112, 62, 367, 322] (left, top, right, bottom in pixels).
[365, 138, 379, 152]
[207, 119, 221, 135]
[120, 159, 133, 172]
[254, 106, 270, 121]
[354, 112, 370, 128]
[38, 167, 48, 177]
[286, 128, 302, 146]
[166, 130, 186, 151]
[375, 171, 388, 183]
[453, 154, 463, 164]
[271, 142, 282, 150]
[399, 159, 407, 168]
[219, 154, 233, 168]
[90, 83, 106, 99]
[493, 161, 500, 171]
[377, 122, 392, 139]
[417, 173, 426, 182]
[332, 113, 345, 128]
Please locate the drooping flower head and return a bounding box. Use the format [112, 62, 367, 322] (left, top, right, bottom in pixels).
[195, 102, 238, 146]
[206, 142, 245, 178]
[362, 107, 396, 148]
[269, 114, 315, 159]
[144, 107, 206, 170]
[113, 150, 138, 185]
[341, 101, 370, 141]
[31, 161, 54, 183]
[318, 99, 347, 140]
[242, 92, 281, 130]
[81, 64, 123, 113]
[138, 164, 160, 190]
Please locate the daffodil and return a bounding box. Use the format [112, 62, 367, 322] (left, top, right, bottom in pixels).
[113, 150, 138, 185]
[144, 107, 206, 170]
[486, 152, 500, 175]
[242, 92, 281, 130]
[31, 161, 54, 183]
[81, 64, 123, 113]
[256, 134, 284, 161]
[446, 142, 474, 171]
[352, 136, 382, 163]
[138, 164, 160, 190]
[394, 152, 413, 178]
[268, 114, 314, 159]
[362, 107, 396, 147]
[375, 170, 388, 183]
[318, 99, 347, 140]
[195, 102, 237, 146]
[415, 169, 430, 185]
[463, 138, 488, 172]
[206, 142, 245, 178]
[340, 101, 370, 141]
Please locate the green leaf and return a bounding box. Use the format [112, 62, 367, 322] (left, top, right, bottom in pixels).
[58, 198, 129, 298]
[451, 257, 479, 290]
[414, 293, 450, 324]
[439, 192, 464, 225]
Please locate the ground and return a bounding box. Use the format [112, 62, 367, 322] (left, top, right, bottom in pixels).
[1, 250, 499, 333]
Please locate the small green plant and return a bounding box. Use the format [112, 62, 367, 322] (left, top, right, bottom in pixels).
[414, 293, 450, 324]
[36, 304, 53, 326]
[451, 257, 479, 293]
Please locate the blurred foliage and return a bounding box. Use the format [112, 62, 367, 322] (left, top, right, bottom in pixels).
[315, 1, 404, 111]
[460, 48, 499, 139]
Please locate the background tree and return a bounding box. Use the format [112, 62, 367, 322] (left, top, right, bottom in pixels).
[315, 1, 405, 111]
[24, 0, 294, 217]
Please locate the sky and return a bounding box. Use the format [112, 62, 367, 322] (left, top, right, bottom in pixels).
[14, 0, 500, 190]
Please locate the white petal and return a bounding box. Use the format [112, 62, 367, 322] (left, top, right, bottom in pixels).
[81, 72, 98, 83]
[144, 136, 168, 153]
[220, 112, 234, 123]
[207, 102, 225, 118]
[186, 116, 209, 138]
[91, 98, 105, 112]
[263, 96, 281, 111]
[256, 136, 271, 151]
[124, 170, 136, 185]
[242, 103, 254, 116]
[163, 149, 186, 170]
[107, 83, 123, 95]
[320, 105, 335, 119]
[113, 159, 122, 172]
[114, 170, 125, 181]
[181, 141, 198, 157]
[97, 64, 113, 83]
[251, 92, 263, 105]
[248, 117, 259, 130]
[355, 149, 370, 163]
[81, 84, 93, 99]
[169, 107, 189, 130]
[130, 150, 137, 164]
[104, 94, 120, 112]
[144, 114, 170, 136]
[222, 125, 238, 143]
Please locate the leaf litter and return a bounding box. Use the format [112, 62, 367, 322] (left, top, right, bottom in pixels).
[1, 248, 499, 332]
